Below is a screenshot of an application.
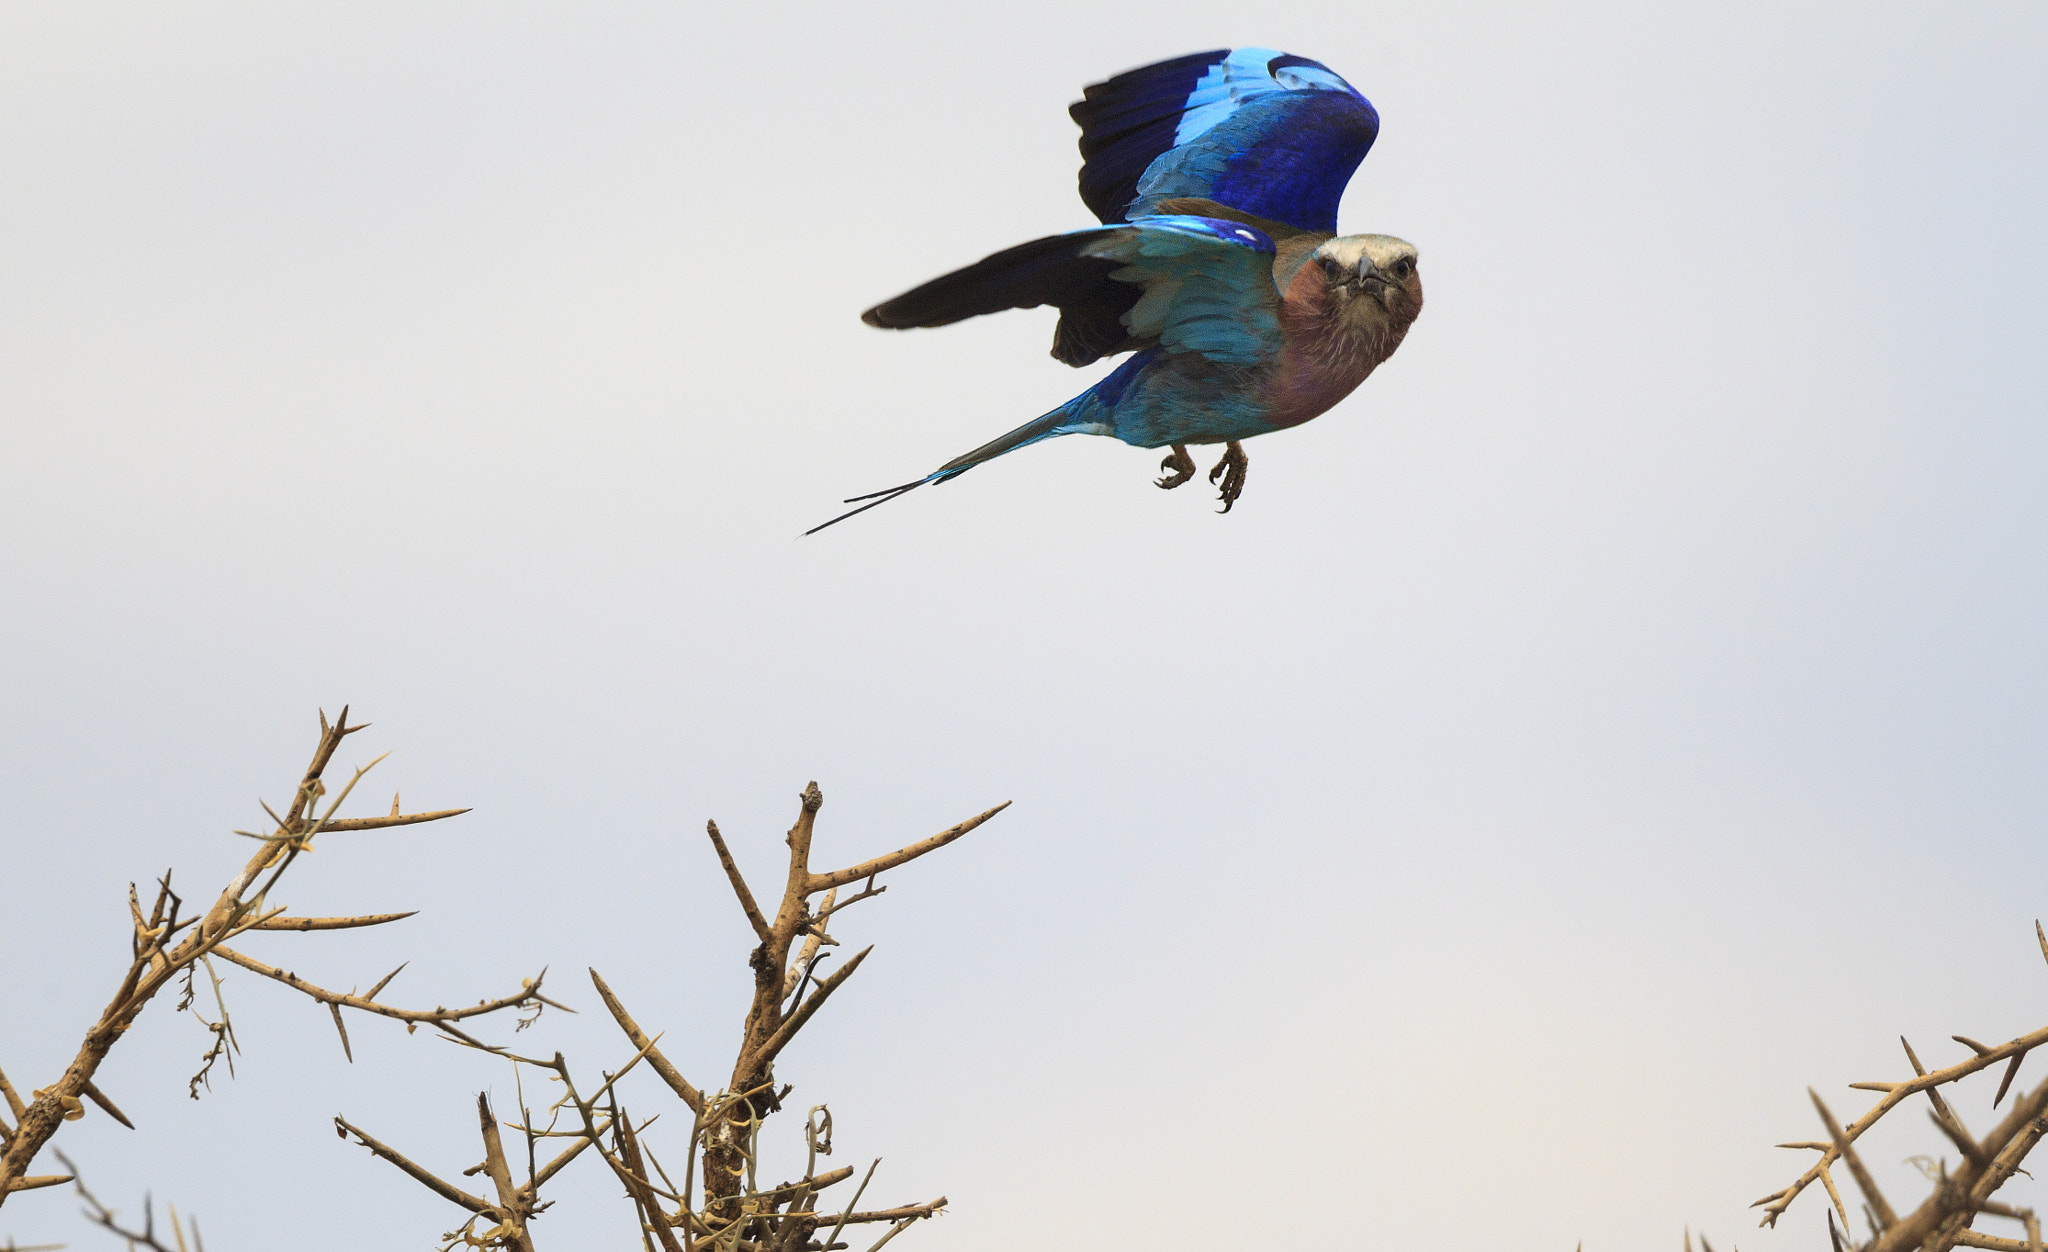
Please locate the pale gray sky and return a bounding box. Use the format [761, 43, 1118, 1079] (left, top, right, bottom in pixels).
[4, 4, 2046, 1248]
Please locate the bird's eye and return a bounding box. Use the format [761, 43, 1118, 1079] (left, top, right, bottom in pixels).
[1392, 258, 1414, 279]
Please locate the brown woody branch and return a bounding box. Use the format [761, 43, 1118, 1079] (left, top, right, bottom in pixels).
[707, 820, 773, 944]
[337, 1114, 493, 1212]
[317, 808, 471, 832]
[744, 947, 871, 1074]
[696, 784, 1003, 1229]
[1757, 921, 2048, 1251]
[589, 969, 704, 1114]
[807, 804, 1009, 894]
[250, 911, 417, 931]
[475, 1093, 537, 1252]
[1841, 1073, 2048, 1252]
[51, 1150, 201, 1252]
[207, 945, 557, 1030]
[0, 707, 532, 1208]
[1759, 1020, 2048, 1225]
[835, 1198, 949, 1225]
[341, 779, 993, 1251]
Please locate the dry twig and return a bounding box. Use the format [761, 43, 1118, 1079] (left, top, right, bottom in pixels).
[1755, 921, 2048, 1252]
[48, 1151, 201, 1252]
[0, 709, 553, 1208]
[338, 782, 996, 1250]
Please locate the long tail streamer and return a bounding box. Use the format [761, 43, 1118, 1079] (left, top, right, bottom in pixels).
[803, 478, 931, 535]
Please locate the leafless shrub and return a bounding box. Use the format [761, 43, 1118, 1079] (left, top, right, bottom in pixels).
[0, 709, 556, 1208]
[3, 711, 1003, 1251]
[333, 780, 1006, 1250]
[52, 1149, 204, 1252]
[1752, 924, 2048, 1251]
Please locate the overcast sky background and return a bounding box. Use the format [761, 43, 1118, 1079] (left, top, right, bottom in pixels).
[4, 3, 2046, 1248]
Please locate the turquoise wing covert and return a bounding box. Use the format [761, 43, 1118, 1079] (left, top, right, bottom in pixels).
[1078, 216, 1282, 364]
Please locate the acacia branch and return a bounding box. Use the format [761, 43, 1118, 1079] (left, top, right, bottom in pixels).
[1760, 921, 2048, 1245]
[808, 804, 1010, 894]
[250, 911, 418, 931]
[589, 969, 703, 1114]
[336, 1114, 492, 1213]
[1758, 1016, 2048, 1225]
[317, 808, 471, 832]
[207, 945, 557, 1027]
[784, 888, 839, 1004]
[0, 708, 497, 1205]
[52, 1151, 200, 1252]
[616, 1108, 687, 1252]
[407, 782, 995, 1251]
[706, 820, 773, 943]
[476, 1093, 537, 1252]
[835, 1198, 948, 1225]
[2, 1175, 71, 1193]
[1862, 1074, 2048, 1251]
[746, 947, 872, 1074]
[1812, 1088, 1898, 1230]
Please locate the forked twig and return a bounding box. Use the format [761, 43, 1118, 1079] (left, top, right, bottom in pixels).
[0, 709, 540, 1207]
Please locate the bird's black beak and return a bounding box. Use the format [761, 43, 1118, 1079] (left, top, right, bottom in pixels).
[1320, 254, 1391, 303]
[1354, 257, 1389, 300]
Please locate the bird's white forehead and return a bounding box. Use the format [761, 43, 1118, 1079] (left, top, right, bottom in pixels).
[1317, 233, 1418, 268]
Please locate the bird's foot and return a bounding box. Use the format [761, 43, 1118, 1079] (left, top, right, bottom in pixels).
[1209, 441, 1248, 513]
[1155, 443, 1197, 490]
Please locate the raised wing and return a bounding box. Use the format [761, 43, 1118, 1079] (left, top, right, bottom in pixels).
[1070, 47, 1378, 234]
[862, 215, 1281, 367]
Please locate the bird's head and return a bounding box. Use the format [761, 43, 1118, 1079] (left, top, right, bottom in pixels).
[1312, 234, 1422, 333]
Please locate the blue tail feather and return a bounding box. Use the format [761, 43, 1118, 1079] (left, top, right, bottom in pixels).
[806, 351, 1160, 535]
[805, 409, 1077, 535]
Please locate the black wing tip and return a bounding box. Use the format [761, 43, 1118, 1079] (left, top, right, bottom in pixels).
[1075, 48, 1231, 103]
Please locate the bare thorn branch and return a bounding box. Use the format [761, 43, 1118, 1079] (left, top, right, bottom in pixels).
[746, 947, 873, 1074]
[334, 1115, 491, 1213]
[208, 945, 548, 1028]
[250, 912, 418, 932]
[2, 1174, 72, 1193]
[808, 804, 1010, 894]
[705, 820, 773, 943]
[316, 808, 471, 833]
[1812, 1088, 1898, 1230]
[475, 1093, 533, 1252]
[588, 969, 703, 1115]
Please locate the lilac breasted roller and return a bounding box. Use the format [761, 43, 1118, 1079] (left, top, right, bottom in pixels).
[809, 48, 1423, 533]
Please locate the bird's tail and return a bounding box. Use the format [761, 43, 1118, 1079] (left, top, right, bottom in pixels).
[804, 406, 1080, 535]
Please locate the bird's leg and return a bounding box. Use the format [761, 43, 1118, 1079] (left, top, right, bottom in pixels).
[1209, 441, 1249, 513]
[1155, 443, 1197, 490]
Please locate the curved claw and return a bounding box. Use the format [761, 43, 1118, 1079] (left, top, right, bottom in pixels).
[1155, 443, 1197, 490]
[1209, 441, 1248, 514]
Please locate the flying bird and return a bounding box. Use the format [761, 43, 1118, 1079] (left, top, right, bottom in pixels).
[810, 47, 1423, 534]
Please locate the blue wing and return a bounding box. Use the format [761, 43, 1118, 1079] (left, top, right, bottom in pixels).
[862, 215, 1281, 367]
[1069, 48, 1378, 234]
